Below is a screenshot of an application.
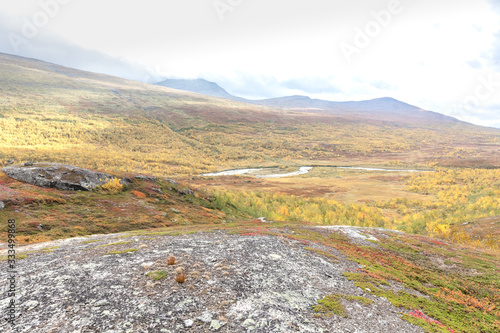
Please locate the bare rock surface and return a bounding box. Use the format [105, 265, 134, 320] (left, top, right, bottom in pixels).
[1, 163, 116, 191]
[0, 229, 423, 333]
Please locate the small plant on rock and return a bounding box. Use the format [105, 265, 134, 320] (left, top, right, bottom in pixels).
[146, 270, 168, 281]
[99, 177, 123, 194]
[175, 272, 186, 283]
[313, 293, 373, 318]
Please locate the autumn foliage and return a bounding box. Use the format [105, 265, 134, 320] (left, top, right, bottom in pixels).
[211, 168, 500, 248]
[99, 178, 123, 194]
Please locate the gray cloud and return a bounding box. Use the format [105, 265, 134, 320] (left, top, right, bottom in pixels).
[0, 1, 499, 128]
[459, 103, 500, 128]
[467, 59, 483, 69]
[488, 0, 500, 70]
[491, 32, 500, 69]
[0, 13, 161, 83]
[282, 77, 341, 95]
[369, 80, 396, 91]
[205, 73, 344, 100]
[210, 74, 285, 100]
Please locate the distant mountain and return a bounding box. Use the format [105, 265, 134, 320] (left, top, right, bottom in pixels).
[251, 96, 421, 112]
[156, 78, 235, 99]
[155, 79, 460, 125]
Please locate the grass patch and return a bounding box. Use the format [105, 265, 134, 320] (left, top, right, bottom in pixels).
[38, 246, 60, 253]
[105, 248, 138, 255]
[94, 241, 133, 248]
[81, 239, 105, 244]
[304, 246, 339, 262]
[313, 293, 374, 318]
[128, 230, 197, 237]
[0, 254, 27, 261]
[146, 270, 168, 281]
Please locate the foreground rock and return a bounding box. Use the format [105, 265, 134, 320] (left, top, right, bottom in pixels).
[0, 229, 423, 333]
[1, 163, 116, 191]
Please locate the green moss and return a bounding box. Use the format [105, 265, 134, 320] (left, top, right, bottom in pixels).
[39, 245, 60, 253]
[146, 270, 168, 281]
[313, 293, 374, 318]
[94, 241, 133, 248]
[304, 246, 339, 262]
[127, 230, 197, 237]
[0, 254, 27, 261]
[343, 271, 499, 332]
[343, 272, 390, 288]
[81, 239, 105, 244]
[105, 248, 138, 255]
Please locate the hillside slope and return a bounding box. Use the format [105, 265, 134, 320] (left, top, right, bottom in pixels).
[1, 52, 500, 176]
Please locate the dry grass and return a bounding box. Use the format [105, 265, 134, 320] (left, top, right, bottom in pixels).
[194, 168, 432, 204]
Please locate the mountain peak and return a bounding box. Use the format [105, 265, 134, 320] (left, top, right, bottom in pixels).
[156, 78, 233, 99]
[288, 95, 312, 100]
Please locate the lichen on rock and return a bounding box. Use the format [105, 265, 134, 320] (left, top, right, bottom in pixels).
[1, 163, 119, 191]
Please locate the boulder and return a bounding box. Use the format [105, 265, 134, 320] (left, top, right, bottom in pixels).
[134, 175, 156, 181]
[1, 163, 116, 191]
[179, 188, 194, 196]
[165, 178, 178, 185]
[0, 201, 4, 210]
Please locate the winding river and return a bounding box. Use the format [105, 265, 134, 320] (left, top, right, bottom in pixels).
[202, 166, 431, 179]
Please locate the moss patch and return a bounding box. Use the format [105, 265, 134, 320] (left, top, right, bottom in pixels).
[80, 239, 105, 244]
[304, 246, 339, 262]
[105, 248, 138, 255]
[146, 270, 168, 281]
[0, 253, 27, 261]
[94, 241, 133, 248]
[313, 293, 374, 318]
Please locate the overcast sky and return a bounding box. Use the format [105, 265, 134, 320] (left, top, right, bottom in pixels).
[0, 0, 499, 127]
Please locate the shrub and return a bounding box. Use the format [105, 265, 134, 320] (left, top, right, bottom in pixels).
[167, 255, 176, 265]
[132, 190, 146, 198]
[99, 177, 123, 194]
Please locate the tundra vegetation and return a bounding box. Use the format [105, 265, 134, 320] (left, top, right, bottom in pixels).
[0, 54, 499, 332]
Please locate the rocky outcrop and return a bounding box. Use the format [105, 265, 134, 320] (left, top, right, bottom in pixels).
[134, 175, 157, 181]
[1, 163, 116, 191]
[0, 228, 424, 333]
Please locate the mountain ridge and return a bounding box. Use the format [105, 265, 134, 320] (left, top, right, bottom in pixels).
[1, 51, 499, 177]
[155, 78, 462, 125]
